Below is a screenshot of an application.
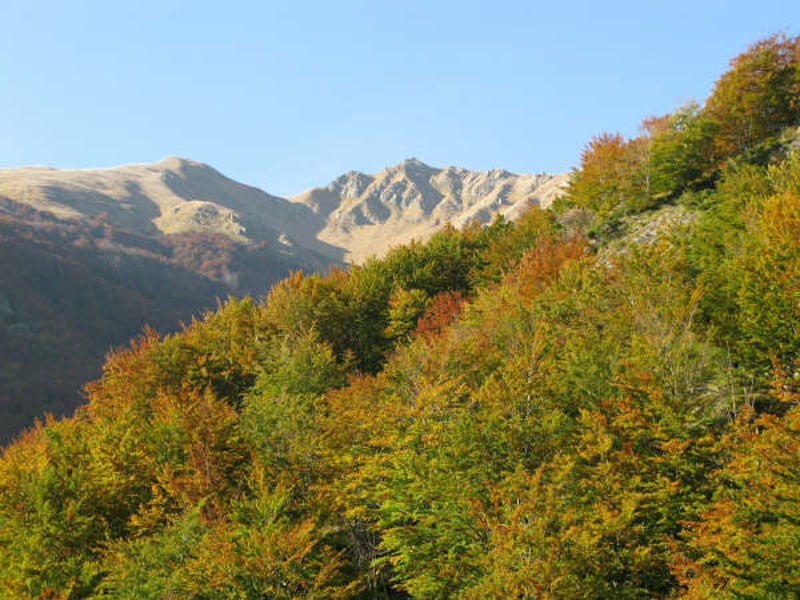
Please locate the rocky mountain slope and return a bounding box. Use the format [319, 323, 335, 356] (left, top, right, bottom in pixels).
[291, 158, 568, 262]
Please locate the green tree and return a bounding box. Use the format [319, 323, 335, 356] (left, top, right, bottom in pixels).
[704, 33, 800, 161]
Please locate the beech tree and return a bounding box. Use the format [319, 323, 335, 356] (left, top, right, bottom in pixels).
[704, 33, 800, 160]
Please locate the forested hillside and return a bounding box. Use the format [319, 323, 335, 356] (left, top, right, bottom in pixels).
[1, 33, 799, 599]
[0, 199, 332, 442]
[0, 156, 561, 442]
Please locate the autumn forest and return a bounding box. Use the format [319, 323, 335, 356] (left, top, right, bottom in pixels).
[1, 33, 800, 598]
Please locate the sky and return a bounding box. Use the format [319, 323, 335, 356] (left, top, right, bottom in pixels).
[0, 1, 796, 196]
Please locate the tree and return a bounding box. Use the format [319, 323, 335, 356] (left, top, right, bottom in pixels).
[704, 33, 800, 161]
[647, 104, 717, 196]
[675, 368, 800, 599]
[566, 132, 654, 218]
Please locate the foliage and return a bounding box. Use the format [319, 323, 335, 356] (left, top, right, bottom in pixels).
[0, 199, 331, 443]
[674, 368, 800, 599]
[648, 103, 717, 196]
[565, 132, 655, 219]
[556, 33, 799, 222]
[704, 33, 800, 161]
[3, 31, 800, 599]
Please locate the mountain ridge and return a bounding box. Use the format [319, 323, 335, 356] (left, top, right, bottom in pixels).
[0, 156, 568, 264]
[289, 157, 568, 262]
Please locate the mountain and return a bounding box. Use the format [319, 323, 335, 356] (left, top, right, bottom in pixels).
[0, 156, 345, 265]
[0, 157, 566, 441]
[290, 158, 568, 262]
[0, 156, 567, 264]
[0, 205, 230, 440]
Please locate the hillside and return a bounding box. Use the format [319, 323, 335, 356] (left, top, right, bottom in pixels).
[1, 32, 799, 600]
[0, 199, 329, 442]
[0, 157, 344, 262]
[0, 159, 564, 441]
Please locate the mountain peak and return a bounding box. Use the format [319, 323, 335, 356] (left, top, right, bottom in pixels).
[329, 170, 373, 199]
[291, 160, 569, 263]
[155, 156, 209, 171]
[396, 157, 432, 173]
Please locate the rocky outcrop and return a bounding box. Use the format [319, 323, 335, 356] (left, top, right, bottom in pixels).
[595, 204, 698, 268]
[290, 158, 569, 262]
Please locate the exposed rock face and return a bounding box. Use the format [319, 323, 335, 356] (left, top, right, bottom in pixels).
[290, 157, 569, 263]
[0, 156, 567, 265]
[595, 204, 698, 268]
[161, 201, 247, 239]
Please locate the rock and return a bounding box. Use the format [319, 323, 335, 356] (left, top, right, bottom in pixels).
[290, 159, 569, 263]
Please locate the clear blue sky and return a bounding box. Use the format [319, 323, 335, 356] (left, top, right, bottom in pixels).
[0, 1, 796, 196]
